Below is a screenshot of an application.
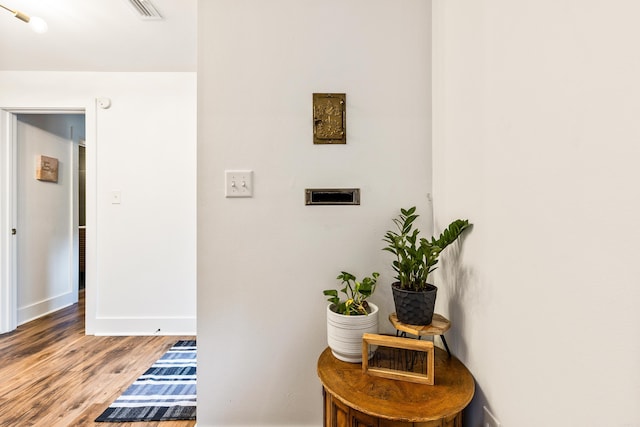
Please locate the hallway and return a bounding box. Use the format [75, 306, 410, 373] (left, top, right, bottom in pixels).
[0, 292, 196, 426]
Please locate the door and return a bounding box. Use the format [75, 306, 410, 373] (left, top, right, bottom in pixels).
[15, 114, 84, 325]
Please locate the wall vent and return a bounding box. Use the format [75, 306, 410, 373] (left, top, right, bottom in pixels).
[126, 0, 163, 20]
[305, 188, 361, 206]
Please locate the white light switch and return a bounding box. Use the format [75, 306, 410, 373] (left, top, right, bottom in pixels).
[225, 170, 253, 198]
[111, 191, 121, 204]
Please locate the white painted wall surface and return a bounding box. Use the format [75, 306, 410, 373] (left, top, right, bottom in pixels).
[16, 114, 84, 324]
[432, 1, 640, 426]
[0, 72, 197, 335]
[198, 1, 432, 425]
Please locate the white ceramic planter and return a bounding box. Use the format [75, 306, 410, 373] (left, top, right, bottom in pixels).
[326, 303, 379, 363]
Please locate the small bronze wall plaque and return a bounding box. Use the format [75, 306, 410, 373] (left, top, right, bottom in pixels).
[36, 155, 59, 183]
[313, 93, 346, 144]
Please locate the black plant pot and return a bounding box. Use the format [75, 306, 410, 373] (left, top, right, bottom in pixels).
[391, 283, 438, 326]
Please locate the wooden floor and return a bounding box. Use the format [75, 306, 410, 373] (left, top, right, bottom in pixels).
[0, 291, 196, 427]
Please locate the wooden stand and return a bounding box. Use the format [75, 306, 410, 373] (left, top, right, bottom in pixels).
[389, 313, 452, 357]
[362, 333, 436, 385]
[317, 347, 475, 427]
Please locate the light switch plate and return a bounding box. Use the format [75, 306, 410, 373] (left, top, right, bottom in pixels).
[225, 170, 253, 198]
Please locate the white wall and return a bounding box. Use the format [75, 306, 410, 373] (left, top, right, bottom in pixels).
[16, 114, 84, 324]
[0, 71, 197, 335]
[197, 1, 432, 425]
[432, 1, 640, 426]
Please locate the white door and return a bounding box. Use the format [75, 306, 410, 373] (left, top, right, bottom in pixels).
[15, 114, 83, 325]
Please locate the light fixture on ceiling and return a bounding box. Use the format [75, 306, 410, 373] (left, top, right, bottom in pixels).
[0, 3, 48, 33]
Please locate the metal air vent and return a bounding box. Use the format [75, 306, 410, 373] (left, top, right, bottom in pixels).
[125, 0, 163, 20]
[305, 188, 361, 206]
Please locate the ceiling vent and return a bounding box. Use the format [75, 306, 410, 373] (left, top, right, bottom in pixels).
[125, 0, 163, 20]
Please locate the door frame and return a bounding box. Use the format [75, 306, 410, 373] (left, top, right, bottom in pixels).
[0, 108, 88, 334]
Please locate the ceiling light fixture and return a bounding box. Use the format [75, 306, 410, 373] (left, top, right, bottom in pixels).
[0, 3, 48, 33]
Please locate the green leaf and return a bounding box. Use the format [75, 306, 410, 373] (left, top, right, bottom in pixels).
[325, 270, 378, 314]
[383, 207, 472, 289]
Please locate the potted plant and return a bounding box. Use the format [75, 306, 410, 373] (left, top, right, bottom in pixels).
[383, 207, 471, 325]
[323, 271, 380, 363]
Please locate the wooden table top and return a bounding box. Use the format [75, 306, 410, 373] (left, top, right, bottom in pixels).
[389, 313, 451, 336]
[317, 346, 475, 422]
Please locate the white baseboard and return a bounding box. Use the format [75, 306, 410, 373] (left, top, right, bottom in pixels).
[18, 292, 76, 325]
[92, 316, 196, 336]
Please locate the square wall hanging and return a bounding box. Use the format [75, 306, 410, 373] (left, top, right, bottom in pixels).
[36, 155, 59, 183]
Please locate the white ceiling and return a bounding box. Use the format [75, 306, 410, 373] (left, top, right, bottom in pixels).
[0, 0, 197, 71]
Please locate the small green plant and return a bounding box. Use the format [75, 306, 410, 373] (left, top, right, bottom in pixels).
[383, 207, 471, 291]
[323, 271, 380, 315]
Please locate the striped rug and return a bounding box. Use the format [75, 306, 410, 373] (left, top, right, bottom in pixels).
[95, 340, 196, 422]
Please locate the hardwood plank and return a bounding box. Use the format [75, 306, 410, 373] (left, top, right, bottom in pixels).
[0, 291, 196, 427]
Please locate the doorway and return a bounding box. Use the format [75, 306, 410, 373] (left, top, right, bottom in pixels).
[0, 111, 86, 333]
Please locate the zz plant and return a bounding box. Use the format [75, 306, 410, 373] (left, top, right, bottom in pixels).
[323, 271, 380, 315]
[383, 207, 471, 291]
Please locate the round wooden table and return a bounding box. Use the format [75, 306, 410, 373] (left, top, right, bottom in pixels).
[317, 346, 475, 427]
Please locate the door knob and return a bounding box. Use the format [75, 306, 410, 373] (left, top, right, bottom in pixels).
[11, 228, 16, 235]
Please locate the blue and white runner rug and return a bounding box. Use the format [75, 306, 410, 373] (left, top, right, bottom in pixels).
[95, 340, 196, 422]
